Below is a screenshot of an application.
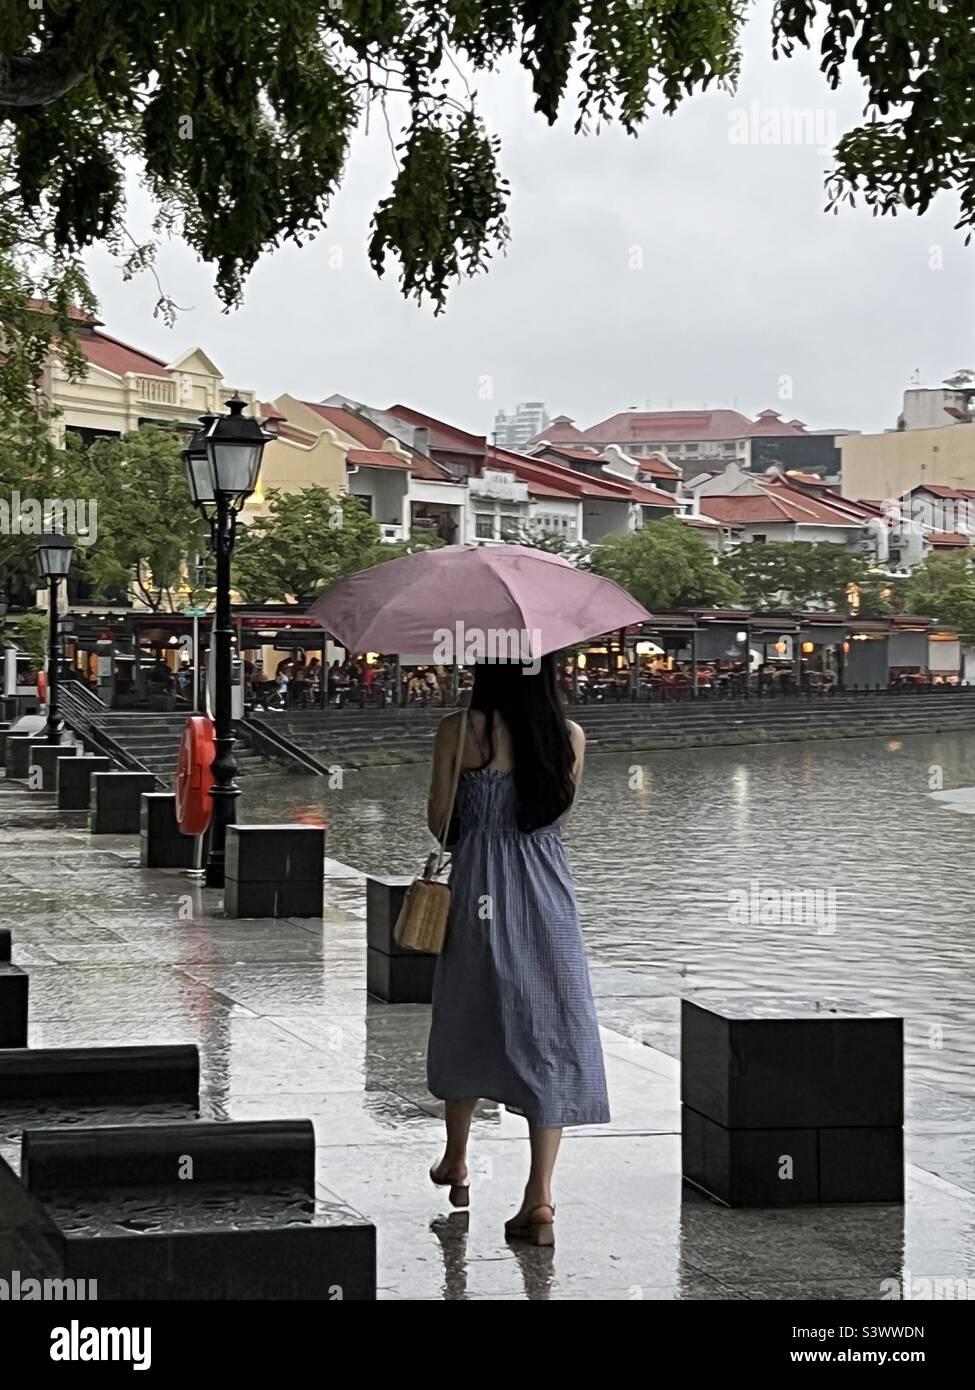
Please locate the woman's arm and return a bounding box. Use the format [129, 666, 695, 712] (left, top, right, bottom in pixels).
[427, 711, 465, 837]
[568, 720, 586, 788]
[561, 721, 586, 832]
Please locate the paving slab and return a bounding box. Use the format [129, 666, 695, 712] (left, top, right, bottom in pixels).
[3, 771, 975, 1300]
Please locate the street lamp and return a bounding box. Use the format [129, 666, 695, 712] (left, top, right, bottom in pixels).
[36, 532, 74, 744]
[182, 395, 270, 887]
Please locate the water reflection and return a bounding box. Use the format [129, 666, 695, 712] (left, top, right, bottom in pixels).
[247, 733, 975, 1097]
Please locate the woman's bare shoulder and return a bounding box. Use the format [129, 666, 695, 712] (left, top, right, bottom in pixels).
[567, 719, 586, 748]
[435, 708, 466, 739]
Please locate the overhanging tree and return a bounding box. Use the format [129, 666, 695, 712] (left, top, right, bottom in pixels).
[718, 540, 891, 613]
[590, 517, 742, 611]
[232, 487, 382, 605]
[61, 426, 208, 610]
[1, 3, 972, 423]
[902, 552, 975, 637]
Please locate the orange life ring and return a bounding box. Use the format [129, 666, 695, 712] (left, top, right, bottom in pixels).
[37, 670, 48, 702]
[175, 716, 215, 835]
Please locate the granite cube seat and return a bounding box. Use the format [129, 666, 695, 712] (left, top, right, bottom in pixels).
[140, 791, 201, 868]
[365, 874, 436, 1004]
[681, 997, 903, 1206]
[0, 1045, 199, 1102]
[90, 772, 158, 834]
[0, 965, 28, 1048]
[57, 756, 112, 810]
[13, 1119, 376, 1299]
[4, 734, 36, 779]
[224, 824, 325, 918]
[0, 927, 10, 962]
[28, 741, 79, 791]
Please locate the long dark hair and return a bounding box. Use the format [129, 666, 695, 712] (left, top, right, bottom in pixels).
[469, 654, 576, 833]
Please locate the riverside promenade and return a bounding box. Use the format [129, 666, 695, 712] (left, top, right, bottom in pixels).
[2, 776, 975, 1301]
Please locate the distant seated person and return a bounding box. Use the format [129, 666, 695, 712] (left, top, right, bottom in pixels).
[149, 659, 174, 691]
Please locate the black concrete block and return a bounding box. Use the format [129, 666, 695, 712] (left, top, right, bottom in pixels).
[366, 875, 417, 955]
[22, 1120, 316, 1199]
[140, 792, 200, 868]
[0, 1045, 199, 1101]
[0, 966, 28, 1048]
[53, 1205, 377, 1300]
[90, 772, 157, 834]
[27, 742, 78, 791]
[681, 1106, 819, 1206]
[0, 927, 10, 962]
[224, 877, 323, 919]
[819, 1127, 904, 1204]
[225, 824, 325, 882]
[681, 998, 903, 1129]
[57, 756, 112, 810]
[4, 735, 35, 779]
[367, 946, 436, 1004]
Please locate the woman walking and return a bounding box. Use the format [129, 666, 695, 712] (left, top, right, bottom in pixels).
[426, 655, 610, 1246]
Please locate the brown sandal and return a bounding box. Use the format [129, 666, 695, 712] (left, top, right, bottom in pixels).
[504, 1203, 555, 1247]
[429, 1161, 470, 1209]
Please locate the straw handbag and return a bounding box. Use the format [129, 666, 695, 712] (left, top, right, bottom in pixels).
[394, 708, 468, 954]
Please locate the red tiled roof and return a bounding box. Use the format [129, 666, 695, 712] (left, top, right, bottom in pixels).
[699, 481, 865, 528]
[749, 409, 807, 436]
[79, 331, 170, 379]
[487, 446, 675, 507]
[25, 298, 101, 325]
[345, 447, 411, 471]
[575, 408, 807, 445]
[527, 418, 587, 445]
[385, 404, 486, 453]
[639, 453, 682, 480]
[912, 484, 975, 501]
[304, 402, 388, 448]
[259, 401, 287, 423]
[535, 445, 605, 462]
[927, 531, 971, 547]
[302, 403, 453, 482]
[762, 477, 879, 523]
[524, 480, 581, 500]
[627, 481, 680, 507]
[529, 443, 679, 493]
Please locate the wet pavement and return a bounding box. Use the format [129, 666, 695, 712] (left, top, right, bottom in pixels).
[2, 769, 975, 1300]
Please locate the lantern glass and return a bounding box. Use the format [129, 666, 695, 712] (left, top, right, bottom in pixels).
[204, 395, 268, 499]
[208, 438, 264, 496]
[182, 414, 218, 509]
[37, 533, 74, 578]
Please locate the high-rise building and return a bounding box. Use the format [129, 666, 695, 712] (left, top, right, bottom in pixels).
[493, 401, 550, 450]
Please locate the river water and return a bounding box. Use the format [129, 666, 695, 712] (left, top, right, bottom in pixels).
[246, 731, 975, 1097]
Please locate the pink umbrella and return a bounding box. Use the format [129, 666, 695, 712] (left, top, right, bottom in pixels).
[309, 544, 651, 660]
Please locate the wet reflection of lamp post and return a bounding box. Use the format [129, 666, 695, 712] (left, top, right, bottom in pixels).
[36, 532, 74, 744]
[182, 397, 270, 887]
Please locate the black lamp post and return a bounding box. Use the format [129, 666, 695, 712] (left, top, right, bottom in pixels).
[183, 397, 269, 887]
[37, 532, 75, 743]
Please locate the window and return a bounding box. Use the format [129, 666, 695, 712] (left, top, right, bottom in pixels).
[752, 534, 767, 544]
[475, 513, 495, 539]
[685, 443, 699, 454]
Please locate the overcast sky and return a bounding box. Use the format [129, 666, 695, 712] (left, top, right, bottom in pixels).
[88, 1, 973, 438]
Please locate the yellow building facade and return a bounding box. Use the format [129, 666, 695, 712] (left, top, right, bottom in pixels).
[841, 425, 975, 501]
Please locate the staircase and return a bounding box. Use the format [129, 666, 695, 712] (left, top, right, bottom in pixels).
[256, 688, 975, 765]
[86, 712, 271, 784]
